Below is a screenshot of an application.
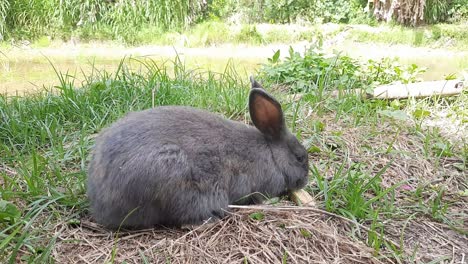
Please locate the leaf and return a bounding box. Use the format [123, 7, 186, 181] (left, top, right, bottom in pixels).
[0, 200, 21, 223]
[390, 100, 402, 110]
[452, 163, 465, 171]
[377, 110, 410, 121]
[288, 46, 295, 58]
[67, 218, 81, 226]
[444, 73, 457, 80]
[300, 229, 311, 238]
[282, 250, 288, 264]
[271, 49, 280, 64]
[308, 145, 321, 153]
[432, 142, 453, 157]
[312, 120, 325, 132]
[413, 108, 431, 119]
[249, 212, 264, 221]
[265, 197, 280, 205]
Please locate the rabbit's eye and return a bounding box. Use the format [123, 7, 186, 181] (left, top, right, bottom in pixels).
[296, 154, 305, 163]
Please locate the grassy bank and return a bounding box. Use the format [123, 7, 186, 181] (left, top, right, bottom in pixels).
[0, 49, 466, 262]
[347, 23, 468, 50]
[5, 22, 467, 51]
[132, 22, 468, 50]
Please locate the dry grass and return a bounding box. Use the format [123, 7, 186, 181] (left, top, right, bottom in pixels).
[304, 113, 467, 263]
[53, 206, 389, 264]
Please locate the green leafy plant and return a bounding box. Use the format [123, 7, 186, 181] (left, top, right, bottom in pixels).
[424, 0, 451, 24]
[447, 0, 468, 23]
[429, 187, 449, 221]
[249, 212, 264, 221]
[259, 46, 426, 93]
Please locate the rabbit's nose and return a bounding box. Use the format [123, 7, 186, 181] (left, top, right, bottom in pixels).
[295, 178, 305, 189]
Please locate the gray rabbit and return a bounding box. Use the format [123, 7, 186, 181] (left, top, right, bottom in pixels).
[87, 77, 309, 230]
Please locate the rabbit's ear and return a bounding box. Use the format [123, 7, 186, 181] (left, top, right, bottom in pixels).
[249, 76, 263, 89]
[249, 88, 285, 139]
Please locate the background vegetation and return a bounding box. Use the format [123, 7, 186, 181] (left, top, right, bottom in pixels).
[0, 0, 466, 44]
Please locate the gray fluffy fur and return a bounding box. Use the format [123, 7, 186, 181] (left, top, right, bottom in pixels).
[87, 78, 309, 229]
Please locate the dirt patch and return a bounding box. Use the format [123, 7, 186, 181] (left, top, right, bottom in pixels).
[386, 218, 468, 263]
[53, 207, 387, 264]
[421, 108, 468, 143]
[0, 163, 17, 187]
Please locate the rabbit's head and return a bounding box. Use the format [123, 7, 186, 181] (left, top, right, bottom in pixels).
[249, 77, 309, 192]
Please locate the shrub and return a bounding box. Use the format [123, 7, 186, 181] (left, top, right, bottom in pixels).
[234, 25, 263, 45]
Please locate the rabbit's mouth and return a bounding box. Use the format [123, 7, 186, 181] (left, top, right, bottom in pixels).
[285, 174, 308, 191]
[294, 177, 308, 190]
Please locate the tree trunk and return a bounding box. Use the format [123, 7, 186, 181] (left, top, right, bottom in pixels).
[367, 0, 426, 26]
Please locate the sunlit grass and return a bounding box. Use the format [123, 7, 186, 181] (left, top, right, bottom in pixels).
[347, 23, 468, 50]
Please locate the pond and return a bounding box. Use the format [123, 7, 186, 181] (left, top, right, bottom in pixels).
[1, 42, 466, 95]
[1, 43, 276, 95]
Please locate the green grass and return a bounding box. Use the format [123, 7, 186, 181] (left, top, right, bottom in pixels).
[4, 18, 468, 51]
[258, 46, 427, 94]
[1, 0, 466, 46]
[0, 49, 466, 262]
[187, 21, 232, 47]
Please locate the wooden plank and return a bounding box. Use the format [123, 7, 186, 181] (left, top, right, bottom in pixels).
[370, 79, 464, 99]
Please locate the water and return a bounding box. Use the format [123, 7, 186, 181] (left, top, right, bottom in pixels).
[1, 42, 466, 95]
[0, 53, 262, 95]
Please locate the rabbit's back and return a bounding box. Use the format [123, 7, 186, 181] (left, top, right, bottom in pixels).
[87, 106, 258, 228]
